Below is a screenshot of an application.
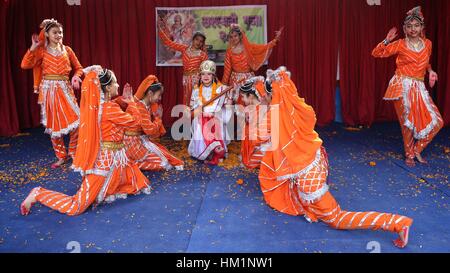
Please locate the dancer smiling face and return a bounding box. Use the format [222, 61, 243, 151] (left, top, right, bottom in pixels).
[404, 18, 423, 39]
[192, 33, 206, 50]
[200, 71, 214, 87]
[229, 30, 242, 47]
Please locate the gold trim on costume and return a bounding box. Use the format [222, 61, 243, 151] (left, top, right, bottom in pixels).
[43, 75, 69, 81]
[101, 141, 125, 151]
[124, 131, 143, 136]
[397, 73, 424, 82]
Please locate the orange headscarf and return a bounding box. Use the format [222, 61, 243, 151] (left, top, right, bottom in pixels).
[32, 29, 46, 94]
[135, 74, 166, 136]
[263, 67, 323, 181]
[135, 75, 159, 100]
[72, 66, 103, 175]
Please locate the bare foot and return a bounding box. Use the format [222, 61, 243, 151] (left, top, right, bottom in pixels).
[51, 158, 66, 169]
[405, 158, 415, 167]
[20, 187, 39, 216]
[393, 225, 410, 248]
[415, 153, 428, 164]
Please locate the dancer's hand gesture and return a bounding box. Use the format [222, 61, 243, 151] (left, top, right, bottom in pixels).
[385, 27, 398, 43]
[30, 34, 42, 51]
[274, 27, 284, 41]
[71, 75, 82, 90]
[429, 70, 438, 88]
[154, 104, 163, 119]
[193, 107, 202, 117]
[122, 83, 134, 103]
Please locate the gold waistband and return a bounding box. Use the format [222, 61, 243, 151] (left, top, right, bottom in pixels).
[396, 74, 424, 82]
[101, 141, 125, 151]
[43, 75, 69, 81]
[124, 131, 143, 136]
[183, 70, 200, 76]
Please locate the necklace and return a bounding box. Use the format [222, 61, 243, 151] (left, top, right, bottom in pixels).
[407, 38, 423, 51]
[47, 44, 63, 56]
[231, 43, 244, 54]
[188, 46, 201, 56]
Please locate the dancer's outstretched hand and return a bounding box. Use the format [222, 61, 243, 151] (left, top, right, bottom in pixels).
[385, 27, 398, 43]
[30, 34, 42, 51]
[429, 70, 438, 88]
[274, 27, 284, 41]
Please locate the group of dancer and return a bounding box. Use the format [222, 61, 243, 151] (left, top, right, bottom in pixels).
[19, 6, 444, 249]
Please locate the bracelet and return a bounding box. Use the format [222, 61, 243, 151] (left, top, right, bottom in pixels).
[383, 39, 390, 45]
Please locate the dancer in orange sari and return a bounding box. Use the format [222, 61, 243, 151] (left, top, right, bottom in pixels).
[239, 77, 271, 169]
[21, 19, 83, 168]
[20, 66, 151, 216]
[222, 24, 282, 104]
[372, 7, 443, 167]
[123, 75, 184, 171]
[259, 67, 413, 248]
[157, 19, 208, 105]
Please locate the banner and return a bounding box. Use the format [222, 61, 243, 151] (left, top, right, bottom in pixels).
[155, 5, 267, 66]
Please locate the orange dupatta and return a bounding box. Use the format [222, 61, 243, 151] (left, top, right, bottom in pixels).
[261, 67, 323, 181]
[32, 29, 46, 98]
[71, 67, 103, 175]
[241, 31, 276, 71]
[258, 67, 323, 215]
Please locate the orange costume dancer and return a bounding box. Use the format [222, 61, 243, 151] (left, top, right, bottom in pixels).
[259, 67, 413, 248]
[20, 67, 152, 216]
[20, 19, 83, 168]
[158, 20, 208, 105]
[123, 75, 184, 171]
[222, 24, 282, 103]
[372, 7, 443, 167]
[239, 77, 271, 169]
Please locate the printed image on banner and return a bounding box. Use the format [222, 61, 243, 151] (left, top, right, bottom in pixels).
[156, 5, 267, 66]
